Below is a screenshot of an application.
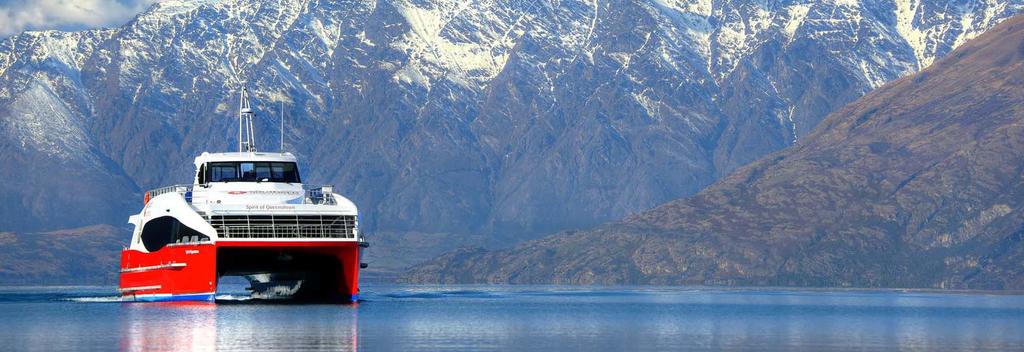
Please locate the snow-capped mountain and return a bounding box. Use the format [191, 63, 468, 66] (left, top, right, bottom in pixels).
[403, 14, 1024, 288]
[0, 0, 1019, 246]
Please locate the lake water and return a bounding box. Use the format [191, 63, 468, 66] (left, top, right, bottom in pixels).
[1, 284, 1023, 351]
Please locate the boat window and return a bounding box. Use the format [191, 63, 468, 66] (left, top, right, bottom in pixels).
[205, 162, 301, 183]
[210, 163, 239, 182]
[197, 164, 207, 184]
[276, 163, 299, 182]
[140, 216, 210, 252]
[271, 163, 295, 180]
[255, 164, 272, 180]
[240, 163, 255, 180]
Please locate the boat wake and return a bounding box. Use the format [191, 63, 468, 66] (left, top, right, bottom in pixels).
[380, 290, 501, 300]
[65, 296, 124, 303]
[214, 294, 252, 302]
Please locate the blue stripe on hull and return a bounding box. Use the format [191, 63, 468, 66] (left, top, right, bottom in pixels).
[132, 292, 216, 302]
[128, 293, 357, 303]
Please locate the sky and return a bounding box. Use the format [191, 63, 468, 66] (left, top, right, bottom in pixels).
[0, 0, 161, 37]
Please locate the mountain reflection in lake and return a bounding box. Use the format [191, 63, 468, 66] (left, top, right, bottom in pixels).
[1, 284, 1022, 351]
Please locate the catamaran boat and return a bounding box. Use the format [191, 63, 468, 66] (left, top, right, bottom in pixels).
[119, 89, 368, 303]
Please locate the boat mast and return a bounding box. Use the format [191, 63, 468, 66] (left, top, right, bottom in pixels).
[280, 100, 285, 152]
[238, 91, 243, 152]
[238, 88, 258, 152]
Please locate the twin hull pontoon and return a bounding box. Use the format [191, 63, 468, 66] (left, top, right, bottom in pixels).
[119, 90, 367, 302]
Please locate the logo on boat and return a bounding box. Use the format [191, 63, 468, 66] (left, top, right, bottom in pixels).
[226, 190, 301, 196]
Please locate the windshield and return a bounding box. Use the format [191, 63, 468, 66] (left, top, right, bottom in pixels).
[203, 162, 301, 183]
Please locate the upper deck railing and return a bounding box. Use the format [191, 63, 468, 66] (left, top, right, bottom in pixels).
[147, 185, 192, 199]
[145, 184, 337, 205]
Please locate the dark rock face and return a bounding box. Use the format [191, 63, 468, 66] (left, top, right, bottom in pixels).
[404, 15, 1024, 290]
[0, 0, 1020, 254]
[0, 225, 127, 285]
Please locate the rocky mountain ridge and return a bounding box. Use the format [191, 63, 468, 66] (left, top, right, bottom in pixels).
[403, 14, 1024, 289]
[0, 0, 1021, 259]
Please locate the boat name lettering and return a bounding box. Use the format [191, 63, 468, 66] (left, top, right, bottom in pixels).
[245, 204, 297, 210]
[185, 250, 200, 254]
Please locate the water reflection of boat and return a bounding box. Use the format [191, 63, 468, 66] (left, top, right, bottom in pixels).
[122, 302, 216, 351]
[118, 89, 368, 303]
[121, 300, 359, 351]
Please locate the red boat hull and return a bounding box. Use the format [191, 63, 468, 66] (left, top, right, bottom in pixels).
[120, 241, 362, 303]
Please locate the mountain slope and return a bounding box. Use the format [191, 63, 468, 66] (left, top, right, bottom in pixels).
[404, 14, 1024, 289]
[0, 0, 1021, 253]
[0, 225, 127, 285]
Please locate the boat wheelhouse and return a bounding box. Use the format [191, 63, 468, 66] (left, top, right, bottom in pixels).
[119, 89, 367, 302]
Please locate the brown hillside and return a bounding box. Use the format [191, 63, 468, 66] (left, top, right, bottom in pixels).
[405, 15, 1024, 289]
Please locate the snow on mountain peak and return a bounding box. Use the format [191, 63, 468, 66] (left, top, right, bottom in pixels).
[2, 0, 1024, 237]
[391, 0, 521, 90]
[653, 0, 713, 16]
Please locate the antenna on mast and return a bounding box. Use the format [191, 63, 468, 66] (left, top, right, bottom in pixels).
[280, 100, 285, 152]
[238, 88, 258, 152]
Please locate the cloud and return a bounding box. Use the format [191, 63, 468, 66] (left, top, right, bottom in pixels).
[0, 0, 162, 37]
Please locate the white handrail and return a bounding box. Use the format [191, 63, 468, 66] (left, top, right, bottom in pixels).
[148, 184, 193, 198]
[146, 184, 336, 205]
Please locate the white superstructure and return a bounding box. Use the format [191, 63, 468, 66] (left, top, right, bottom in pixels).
[125, 90, 362, 252]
